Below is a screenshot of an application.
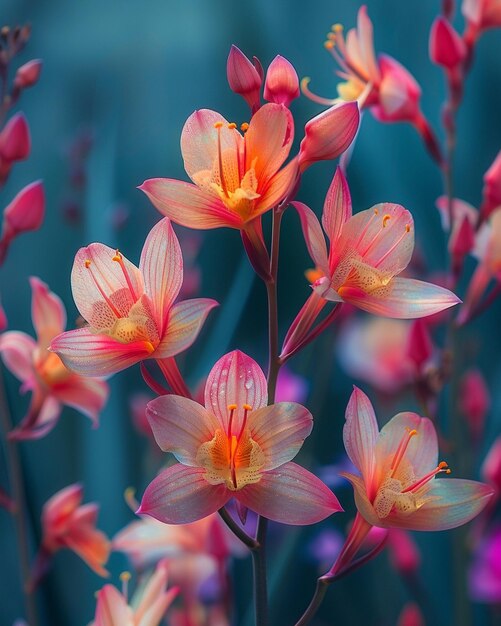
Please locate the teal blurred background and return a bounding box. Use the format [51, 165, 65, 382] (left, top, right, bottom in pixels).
[1, 0, 500, 624]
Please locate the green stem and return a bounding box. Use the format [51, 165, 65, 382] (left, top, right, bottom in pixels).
[0, 366, 38, 626]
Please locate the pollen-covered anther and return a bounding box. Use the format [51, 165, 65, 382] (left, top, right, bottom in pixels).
[84, 259, 91, 268]
[227, 403, 237, 411]
[240, 122, 249, 132]
[332, 23, 344, 32]
[213, 121, 224, 129]
[405, 224, 411, 233]
[227, 122, 237, 130]
[382, 214, 392, 228]
[402, 460, 452, 493]
[112, 249, 138, 301]
[324, 40, 335, 49]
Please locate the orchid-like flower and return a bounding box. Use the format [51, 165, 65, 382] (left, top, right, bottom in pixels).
[50, 217, 217, 377]
[295, 167, 460, 318]
[341, 387, 493, 531]
[92, 561, 178, 626]
[140, 104, 298, 231]
[34, 483, 110, 584]
[138, 350, 341, 525]
[0, 277, 108, 439]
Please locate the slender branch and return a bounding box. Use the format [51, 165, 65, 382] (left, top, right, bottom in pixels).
[218, 507, 257, 550]
[294, 576, 330, 626]
[252, 517, 269, 626]
[0, 366, 38, 626]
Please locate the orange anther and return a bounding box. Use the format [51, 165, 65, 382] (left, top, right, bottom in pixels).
[84, 259, 91, 268]
[112, 249, 122, 262]
[324, 40, 335, 49]
[374, 208, 379, 215]
[405, 224, 411, 233]
[243, 404, 252, 411]
[227, 404, 237, 411]
[332, 23, 343, 32]
[438, 461, 449, 469]
[382, 214, 391, 227]
[240, 122, 249, 132]
[227, 122, 237, 130]
[213, 121, 224, 129]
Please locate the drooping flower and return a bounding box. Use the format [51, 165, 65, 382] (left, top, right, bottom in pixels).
[33, 483, 110, 585]
[0, 277, 108, 439]
[341, 386, 493, 531]
[138, 350, 341, 525]
[294, 167, 460, 318]
[91, 560, 178, 626]
[50, 217, 217, 377]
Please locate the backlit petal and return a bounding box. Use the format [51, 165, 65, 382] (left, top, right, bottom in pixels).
[237, 462, 343, 525]
[322, 167, 352, 249]
[154, 298, 218, 359]
[204, 350, 268, 432]
[30, 277, 66, 350]
[255, 156, 299, 216]
[52, 375, 108, 426]
[64, 523, 110, 576]
[138, 464, 229, 525]
[0, 331, 35, 382]
[249, 402, 313, 470]
[291, 201, 329, 275]
[94, 585, 134, 626]
[146, 395, 219, 465]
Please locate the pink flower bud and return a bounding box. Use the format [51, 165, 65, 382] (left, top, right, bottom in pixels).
[3, 180, 45, 236]
[0, 113, 31, 162]
[226, 45, 262, 113]
[429, 17, 466, 68]
[397, 603, 425, 626]
[14, 59, 43, 89]
[481, 150, 501, 219]
[264, 55, 300, 107]
[482, 436, 501, 494]
[298, 100, 359, 171]
[387, 529, 421, 575]
[405, 319, 433, 370]
[451, 214, 476, 257]
[0, 298, 6, 331]
[460, 369, 490, 440]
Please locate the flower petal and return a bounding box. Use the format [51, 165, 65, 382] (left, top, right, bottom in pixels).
[249, 402, 313, 470]
[146, 395, 220, 465]
[340, 277, 461, 319]
[94, 585, 134, 626]
[204, 350, 268, 433]
[10, 394, 62, 441]
[291, 201, 329, 275]
[50, 328, 153, 377]
[139, 218, 182, 334]
[0, 331, 36, 382]
[71, 243, 143, 329]
[154, 298, 218, 359]
[323, 167, 352, 251]
[139, 178, 242, 229]
[52, 375, 108, 426]
[64, 522, 110, 576]
[245, 103, 294, 186]
[30, 277, 66, 350]
[343, 386, 379, 494]
[237, 462, 343, 525]
[255, 156, 299, 216]
[138, 464, 229, 525]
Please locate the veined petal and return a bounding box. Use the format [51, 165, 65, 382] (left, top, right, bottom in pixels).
[245, 103, 294, 186]
[342, 471, 381, 526]
[180, 109, 240, 182]
[10, 394, 62, 441]
[254, 156, 299, 216]
[139, 218, 182, 333]
[94, 585, 134, 626]
[322, 167, 352, 249]
[249, 402, 313, 470]
[0, 330, 36, 382]
[204, 350, 268, 433]
[385, 479, 494, 531]
[237, 462, 343, 525]
[50, 328, 154, 377]
[138, 464, 229, 525]
[154, 298, 218, 359]
[340, 277, 461, 319]
[344, 387, 379, 494]
[291, 201, 329, 275]
[375, 412, 438, 480]
[139, 179, 243, 229]
[30, 277, 66, 350]
[357, 6, 380, 83]
[146, 395, 220, 465]
[71, 243, 143, 329]
[52, 375, 108, 426]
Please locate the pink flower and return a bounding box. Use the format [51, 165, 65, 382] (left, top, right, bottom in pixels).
[139, 104, 298, 231]
[50, 218, 217, 377]
[463, 0, 501, 38]
[460, 369, 490, 440]
[40, 483, 110, 578]
[387, 528, 421, 576]
[341, 386, 493, 531]
[0, 113, 31, 185]
[482, 436, 501, 496]
[469, 527, 501, 603]
[92, 561, 178, 626]
[397, 603, 425, 626]
[294, 167, 460, 318]
[138, 350, 341, 525]
[0, 277, 108, 439]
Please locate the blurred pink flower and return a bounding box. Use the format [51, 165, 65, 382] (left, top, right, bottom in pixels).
[463, 0, 501, 41]
[294, 168, 460, 318]
[91, 561, 178, 626]
[482, 436, 501, 496]
[275, 366, 309, 403]
[397, 603, 425, 626]
[36, 483, 110, 583]
[387, 528, 421, 576]
[341, 386, 493, 531]
[460, 369, 490, 441]
[50, 218, 217, 377]
[14, 59, 42, 90]
[0, 277, 108, 439]
[469, 527, 501, 602]
[139, 350, 341, 525]
[481, 150, 501, 220]
[0, 113, 30, 185]
[429, 17, 467, 69]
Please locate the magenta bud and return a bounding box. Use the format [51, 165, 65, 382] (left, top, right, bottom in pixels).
[298, 101, 359, 172]
[264, 55, 300, 107]
[0, 113, 31, 162]
[227, 45, 262, 112]
[0, 299, 6, 331]
[14, 59, 43, 89]
[482, 436, 501, 494]
[3, 180, 45, 235]
[460, 369, 490, 440]
[481, 150, 501, 219]
[429, 17, 466, 68]
[405, 319, 433, 370]
[397, 603, 425, 626]
[451, 214, 475, 258]
[387, 529, 421, 575]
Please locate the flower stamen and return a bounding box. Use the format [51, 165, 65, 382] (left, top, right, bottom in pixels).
[390, 428, 418, 476]
[214, 121, 229, 198]
[112, 250, 138, 301]
[402, 461, 451, 493]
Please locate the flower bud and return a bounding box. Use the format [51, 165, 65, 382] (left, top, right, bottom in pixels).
[482, 436, 501, 494]
[460, 369, 490, 440]
[0, 298, 6, 331]
[0, 112, 31, 162]
[14, 59, 43, 89]
[387, 529, 421, 575]
[429, 17, 466, 68]
[405, 319, 433, 370]
[226, 45, 262, 113]
[298, 100, 359, 171]
[397, 603, 425, 626]
[481, 150, 501, 219]
[264, 55, 299, 107]
[3, 180, 45, 236]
